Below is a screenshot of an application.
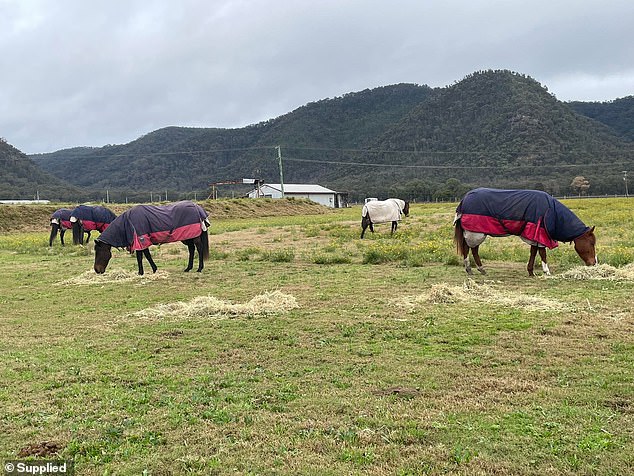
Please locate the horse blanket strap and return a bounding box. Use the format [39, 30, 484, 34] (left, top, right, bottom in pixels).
[51, 208, 73, 229]
[70, 205, 116, 232]
[97, 201, 209, 252]
[362, 199, 404, 223]
[456, 188, 589, 249]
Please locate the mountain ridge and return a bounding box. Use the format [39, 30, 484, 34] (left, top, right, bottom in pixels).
[16, 70, 634, 201]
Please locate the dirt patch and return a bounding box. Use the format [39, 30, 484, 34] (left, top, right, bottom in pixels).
[132, 290, 299, 320]
[394, 279, 570, 312]
[0, 198, 331, 233]
[17, 441, 63, 457]
[371, 386, 422, 398]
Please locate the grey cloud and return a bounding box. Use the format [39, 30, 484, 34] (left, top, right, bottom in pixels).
[1, 0, 632, 153]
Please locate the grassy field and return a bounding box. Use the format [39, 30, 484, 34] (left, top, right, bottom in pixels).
[0, 198, 632, 475]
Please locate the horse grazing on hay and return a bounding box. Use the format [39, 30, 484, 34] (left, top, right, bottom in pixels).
[71, 205, 117, 245]
[360, 198, 410, 238]
[49, 208, 75, 246]
[454, 188, 596, 276]
[93, 200, 210, 275]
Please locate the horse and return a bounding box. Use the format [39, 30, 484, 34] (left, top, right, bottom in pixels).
[93, 200, 210, 275]
[360, 198, 410, 238]
[49, 208, 74, 246]
[71, 205, 117, 245]
[453, 188, 596, 276]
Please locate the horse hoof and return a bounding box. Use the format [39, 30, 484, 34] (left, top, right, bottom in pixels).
[478, 268, 486, 275]
[184, 268, 191, 272]
[466, 269, 474, 275]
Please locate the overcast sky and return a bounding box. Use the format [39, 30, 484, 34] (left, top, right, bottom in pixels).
[1, 0, 633, 154]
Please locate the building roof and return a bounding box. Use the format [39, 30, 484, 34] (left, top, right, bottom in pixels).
[261, 184, 337, 194]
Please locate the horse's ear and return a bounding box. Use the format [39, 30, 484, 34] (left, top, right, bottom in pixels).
[589, 226, 595, 234]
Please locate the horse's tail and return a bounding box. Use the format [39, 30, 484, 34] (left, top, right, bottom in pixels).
[72, 222, 84, 245]
[454, 217, 468, 257]
[200, 229, 210, 261]
[49, 223, 59, 246]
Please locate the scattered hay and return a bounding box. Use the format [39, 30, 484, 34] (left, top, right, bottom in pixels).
[56, 269, 169, 285]
[427, 283, 468, 304]
[132, 290, 299, 320]
[556, 263, 634, 281]
[395, 279, 569, 313]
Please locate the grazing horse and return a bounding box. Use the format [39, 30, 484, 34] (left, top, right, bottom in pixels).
[93, 201, 210, 275]
[71, 205, 117, 245]
[360, 198, 410, 238]
[454, 188, 597, 276]
[49, 208, 74, 246]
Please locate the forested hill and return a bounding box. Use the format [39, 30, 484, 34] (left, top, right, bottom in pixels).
[354, 70, 633, 198]
[28, 71, 634, 202]
[0, 138, 82, 200]
[568, 96, 634, 142]
[31, 84, 433, 202]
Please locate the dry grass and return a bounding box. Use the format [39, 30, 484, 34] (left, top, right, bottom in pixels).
[556, 263, 634, 281]
[131, 290, 299, 320]
[394, 279, 570, 312]
[55, 269, 169, 285]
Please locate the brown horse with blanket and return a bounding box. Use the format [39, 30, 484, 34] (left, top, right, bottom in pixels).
[454, 188, 596, 276]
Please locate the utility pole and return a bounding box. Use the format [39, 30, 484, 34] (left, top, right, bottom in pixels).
[624, 171, 629, 197]
[276, 145, 285, 198]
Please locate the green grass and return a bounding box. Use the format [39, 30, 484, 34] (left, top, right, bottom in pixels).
[0, 198, 633, 474]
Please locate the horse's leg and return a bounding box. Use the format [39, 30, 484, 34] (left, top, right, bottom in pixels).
[391, 221, 397, 234]
[361, 216, 371, 238]
[461, 244, 473, 275]
[143, 248, 158, 274]
[136, 250, 145, 275]
[85, 231, 91, 244]
[538, 247, 551, 276]
[194, 237, 204, 272]
[184, 240, 195, 272]
[527, 245, 538, 276]
[49, 226, 57, 246]
[60, 229, 65, 246]
[472, 245, 486, 275]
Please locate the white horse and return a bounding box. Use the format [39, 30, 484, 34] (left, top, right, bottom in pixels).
[360, 198, 410, 238]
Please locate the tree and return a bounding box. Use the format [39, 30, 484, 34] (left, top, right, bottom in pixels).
[570, 176, 590, 196]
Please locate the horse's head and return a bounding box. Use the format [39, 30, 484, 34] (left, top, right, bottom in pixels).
[93, 240, 112, 274]
[573, 226, 597, 266]
[402, 201, 410, 217]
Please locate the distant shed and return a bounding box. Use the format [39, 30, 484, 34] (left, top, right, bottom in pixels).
[247, 183, 348, 208]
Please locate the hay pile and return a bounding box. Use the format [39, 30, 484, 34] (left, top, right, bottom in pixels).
[56, 269, 169, 285]
[395, 279, 569, 313]
[132, 290, 299, 320]
[556, 263, 634, 281]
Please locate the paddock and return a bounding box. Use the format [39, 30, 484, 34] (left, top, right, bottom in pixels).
[1, 198, 632, 475]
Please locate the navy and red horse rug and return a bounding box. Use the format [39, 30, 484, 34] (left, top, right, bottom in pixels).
[97, 201, 209, 252]
[456, 188, 589, 249]
[70, 205, 117, 232]
[51, 208, 73, 230]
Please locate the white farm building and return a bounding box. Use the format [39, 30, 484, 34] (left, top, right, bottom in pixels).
[247, 183, 348, 208]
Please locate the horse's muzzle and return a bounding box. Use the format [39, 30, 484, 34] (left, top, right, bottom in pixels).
[94, 266, 106, 274]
